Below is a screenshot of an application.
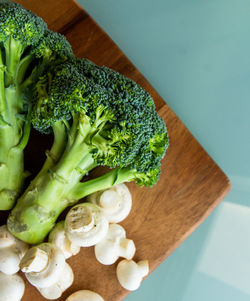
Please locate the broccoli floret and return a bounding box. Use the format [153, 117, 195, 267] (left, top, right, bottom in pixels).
[0, 2, 73, 210]
[33, 60, 167, 170]
[8, 58, 168, 243]
[30, 29, 74, 80]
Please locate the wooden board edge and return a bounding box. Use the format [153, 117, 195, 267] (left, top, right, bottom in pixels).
[144, 104, 232, 276]
[120, 182, 231, 301]
[152, 177, 231, 274]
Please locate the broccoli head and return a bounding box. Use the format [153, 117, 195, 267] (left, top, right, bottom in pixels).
[32, 59, 168, 172]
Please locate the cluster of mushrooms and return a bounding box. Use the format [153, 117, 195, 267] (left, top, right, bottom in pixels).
[0, 184, 149, 301]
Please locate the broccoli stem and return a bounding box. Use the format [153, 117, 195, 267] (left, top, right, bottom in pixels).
[0, 39, 37, 210]
[78, 152, 96, 173]
[51, 114, 94, 180]
[34, 121, 68, 181]
[0, 50, 6, 116]
[70, 167, 135, 200]
[7, 164, 135, 243]
[0, 86, 27, 210]
[5, 38, 23, 87]
[16, 104, 32, 151]
[0, 145, 24, 210]
[7, 139, 97, 243]
[16, 53, 34, 86]
[7, 168, 83, 243]
[7, 165, 133, 243]
[0, 46, 33, 209]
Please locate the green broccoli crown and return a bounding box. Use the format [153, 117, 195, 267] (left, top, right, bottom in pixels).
[76, 58, 156, 109]
[0, 1, 47, 47]
[78, 59, 169, 168]
[31, 62, 94, 133]
[133, 164, 161, 187]
[75, 59, 168, 165]
[32, 29, 73, 65]
[132, 113, 169, 171]
[31, 59, 169, 172]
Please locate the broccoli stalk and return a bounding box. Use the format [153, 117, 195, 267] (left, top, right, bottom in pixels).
[0, 37, 36, 209]
[7, 60, 169, 244]
[0, 2, 73, 210]
[69, 167, 158, 200]
[0, 2, 45, 210]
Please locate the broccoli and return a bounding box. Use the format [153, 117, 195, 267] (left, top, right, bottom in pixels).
[7, 59, 169, 244]
[0, 1, 73, 209]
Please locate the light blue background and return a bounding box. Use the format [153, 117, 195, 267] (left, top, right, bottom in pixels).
[78, 1, 250, 300]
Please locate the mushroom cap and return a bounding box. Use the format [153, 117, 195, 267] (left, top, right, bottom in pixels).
[21, 243, 66, 288]
[0, 272, 25, 301]
[0, 248, 23, 275]
[116, 259, 149, 291]
[0, 225, 29, 275]
[39, 263, 74, 300]
[0, 225, 16, 248]
[95, 239, 119, 265]
[95, 224, 135, 265]
[88, 184, 132, 223]
[49, 221, 80, 259]
[65, 203, 109, 247]
[66, 290, 104, 301]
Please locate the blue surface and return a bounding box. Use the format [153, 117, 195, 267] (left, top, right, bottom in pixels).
[77, 1, 250, 300]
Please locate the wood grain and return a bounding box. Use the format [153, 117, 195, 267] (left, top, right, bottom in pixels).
[1, 1, 231, 300]
[17, 0, 83, 33]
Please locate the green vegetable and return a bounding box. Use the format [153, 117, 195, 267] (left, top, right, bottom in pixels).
[7, 59, 169, 244]
[0, 1, 73, 210]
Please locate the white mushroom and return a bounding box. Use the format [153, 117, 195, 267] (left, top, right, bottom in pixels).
[66, 290, 104, 301]
[65, 203, 109, 247]
[0, 225, 29, 275]
[88, 184, 132, 223]
[20, 243, 74, 299]
[0, 271, 25, 301]
[38, 263, 74, 300]
[116, 259, 149, 291]
[48, 221, 80, 259]
[95, 224, 135, 265]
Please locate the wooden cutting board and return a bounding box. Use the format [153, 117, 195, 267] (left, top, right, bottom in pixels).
[1, 1, 231, 300]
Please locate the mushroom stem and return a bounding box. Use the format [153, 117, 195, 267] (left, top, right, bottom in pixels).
[20, 243, 66, 289]
[66, 204, 94, 233]
[94, 224, 136, 265]
[137, 260, 149, 277]
[20, 247, 49, 273]
[118, 238, 136, 260]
